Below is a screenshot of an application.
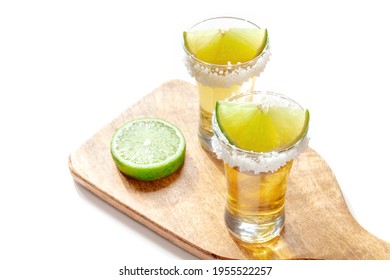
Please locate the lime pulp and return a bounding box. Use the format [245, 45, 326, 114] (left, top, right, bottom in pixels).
[215, 96, 310, 153]
[110, 118, 186, 181]
[183, 28, 268, 65]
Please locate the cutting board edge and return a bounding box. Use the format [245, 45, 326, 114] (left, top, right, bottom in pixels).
[68, 154, 233, 260]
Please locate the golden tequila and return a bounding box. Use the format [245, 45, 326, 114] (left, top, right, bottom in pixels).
[225, 161, 293, 219]
[224, 161, 293, 242]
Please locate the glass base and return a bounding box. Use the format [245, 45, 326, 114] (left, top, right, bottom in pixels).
[224, 209, 285, 243]
[198, 128, 213, 152]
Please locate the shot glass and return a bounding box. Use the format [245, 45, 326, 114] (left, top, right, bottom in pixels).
[183, 16, 271, 151]
[211, 91, 310, 243]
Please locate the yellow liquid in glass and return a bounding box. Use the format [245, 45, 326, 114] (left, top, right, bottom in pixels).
[225, 161, 293, 218]
[224, 160, 293, 242]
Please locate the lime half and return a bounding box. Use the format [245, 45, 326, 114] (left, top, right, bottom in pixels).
[216, 96, 309, 153]
[110, 118, 186, 181]
[183, 27, 268, 65]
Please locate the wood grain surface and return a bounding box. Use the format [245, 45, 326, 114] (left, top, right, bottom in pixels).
[68, 80, 390, 259]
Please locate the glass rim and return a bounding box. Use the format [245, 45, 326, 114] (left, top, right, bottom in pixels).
[182, 16, 270, 69]
[212, 91, 309, 157]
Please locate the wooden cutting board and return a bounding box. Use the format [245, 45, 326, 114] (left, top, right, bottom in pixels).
[68, 80, 390, 260]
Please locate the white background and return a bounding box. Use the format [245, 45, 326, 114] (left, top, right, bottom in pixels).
[1, 0, 390, 278]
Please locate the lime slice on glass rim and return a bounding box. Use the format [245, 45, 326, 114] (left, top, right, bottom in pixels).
[215, 97, 310, 153]
[183, 27, 268, 65]
[110, 118, 186, 181]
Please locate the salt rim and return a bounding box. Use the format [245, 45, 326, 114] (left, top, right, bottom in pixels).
[183, 45, 271, 89]
[211, 114, 310, 174]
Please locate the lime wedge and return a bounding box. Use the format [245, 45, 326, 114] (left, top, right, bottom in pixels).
[110, 118, 186, 181]
[216, 100, 309, 153]
[183, 28, 268, 65]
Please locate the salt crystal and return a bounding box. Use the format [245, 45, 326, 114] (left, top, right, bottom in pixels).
[211, 133, 310, 174]
[183, 45, 271, 88]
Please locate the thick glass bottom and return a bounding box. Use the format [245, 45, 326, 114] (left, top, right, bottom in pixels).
[198, 128, 213, 152]
[224, 208, 285, 243]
